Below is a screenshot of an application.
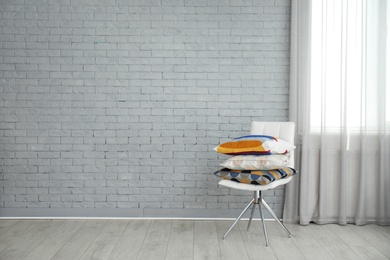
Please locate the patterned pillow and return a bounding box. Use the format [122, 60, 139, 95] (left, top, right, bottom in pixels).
[220, 154, 290, 170]
[214, 135, 295, 155]
[213, 167, 297, 186]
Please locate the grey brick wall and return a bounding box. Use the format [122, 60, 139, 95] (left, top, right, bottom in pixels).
[0, 0, 291, 218]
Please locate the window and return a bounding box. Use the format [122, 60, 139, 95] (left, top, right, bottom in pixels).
[309, 0, 389, 133]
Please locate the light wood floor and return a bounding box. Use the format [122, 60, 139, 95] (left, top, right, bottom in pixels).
[0, 219, 389, 260]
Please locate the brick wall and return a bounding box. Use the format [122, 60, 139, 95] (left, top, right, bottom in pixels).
[0, 0, 291, 218]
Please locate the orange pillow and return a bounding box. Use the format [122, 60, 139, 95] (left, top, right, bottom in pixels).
[214, 135, 295, 155]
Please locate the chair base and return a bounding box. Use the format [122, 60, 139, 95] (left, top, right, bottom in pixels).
[222, 190, 291, 247]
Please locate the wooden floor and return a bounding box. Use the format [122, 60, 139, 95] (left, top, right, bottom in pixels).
[0, 219, 389, 260]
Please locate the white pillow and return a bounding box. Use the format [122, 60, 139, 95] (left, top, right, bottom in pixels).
[220, 154, 290, 170]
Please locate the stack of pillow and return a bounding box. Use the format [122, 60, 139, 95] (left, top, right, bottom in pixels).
[213, 135, 297, 185]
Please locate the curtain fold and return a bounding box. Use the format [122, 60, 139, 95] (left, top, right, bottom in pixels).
[283, 0, 312, 224]
[285, 0, 390, 225]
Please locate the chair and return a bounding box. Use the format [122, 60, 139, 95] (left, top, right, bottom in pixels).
[218, 121, 295, 246]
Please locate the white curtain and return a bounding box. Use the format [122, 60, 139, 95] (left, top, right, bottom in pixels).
[285, 0, 390, 225]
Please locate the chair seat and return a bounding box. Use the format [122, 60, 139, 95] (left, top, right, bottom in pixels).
[218, 176, 293, 191]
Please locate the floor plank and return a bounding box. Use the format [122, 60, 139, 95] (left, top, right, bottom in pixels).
[238, 220, 278, 260]
[349, 224, 390, 258]
[23, 220, 85, 260]
[108, 219, 151, 260]
[349, 245, 388, 260]
[0, 220, 19, 228]
[287, 224, 332, 260]
[165, 220, 194, 260]
[0, 220, 20, 252]
[79, 220, 128, 260]
[329, 224, 388, 260]
[137, 220, 172, 260]
[0, 220, 63, 260]
[371, 225, 390, 240]
[52, 220, 107, 260]
[307, 224, 363, 260]
[193, 221, 221, 260]
[216, 220, 250, 260]
[328, 224, 368, 246]
[0, 220, 44, 254]
[265, 221, 305, 260]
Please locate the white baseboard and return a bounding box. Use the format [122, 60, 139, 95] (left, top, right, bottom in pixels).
[0, 208, 277, 220]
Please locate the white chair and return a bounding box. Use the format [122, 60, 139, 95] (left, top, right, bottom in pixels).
[218, 121, 295, 246]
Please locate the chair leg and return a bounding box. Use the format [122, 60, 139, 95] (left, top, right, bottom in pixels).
[258, 196, 269, 247]
[246, 202, 256, 231]
[261, 198, 291, 237]
[223, 198, 254, 240]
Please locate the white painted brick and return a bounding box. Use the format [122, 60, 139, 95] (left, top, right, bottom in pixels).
[1, 0, 290, 216]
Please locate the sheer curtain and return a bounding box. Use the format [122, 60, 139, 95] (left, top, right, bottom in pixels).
[285, 0, 390, 225]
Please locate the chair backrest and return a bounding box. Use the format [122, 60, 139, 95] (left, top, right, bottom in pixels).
[250, 121, 295, 168]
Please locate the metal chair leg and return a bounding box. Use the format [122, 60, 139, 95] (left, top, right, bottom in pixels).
[261, 198, 291, 237]
[258, 194, 269, 246]
[222, 191, 292, 246]
[223, 198, 254, 239]
[246, 202, 256, 231]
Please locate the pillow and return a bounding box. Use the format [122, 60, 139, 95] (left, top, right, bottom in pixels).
[214, 135, 295, 155]
[214, 167, 297, 186]
[220, 154, 290, 170]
